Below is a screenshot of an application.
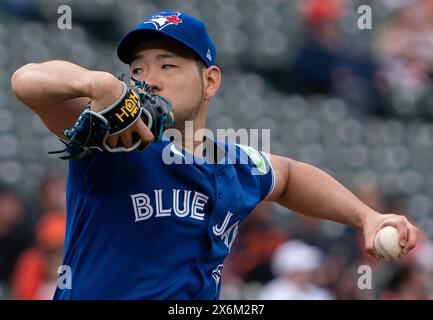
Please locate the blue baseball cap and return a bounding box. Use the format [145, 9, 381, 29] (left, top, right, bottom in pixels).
[117, 10, 216, 67]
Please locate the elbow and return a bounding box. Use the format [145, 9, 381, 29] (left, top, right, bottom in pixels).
[11, 63, 37, 100]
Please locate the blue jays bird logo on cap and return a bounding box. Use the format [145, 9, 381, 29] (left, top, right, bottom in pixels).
[143, 11, 183, 30]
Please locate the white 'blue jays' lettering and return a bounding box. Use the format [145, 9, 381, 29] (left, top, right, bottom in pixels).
[131, 189, 209, 222]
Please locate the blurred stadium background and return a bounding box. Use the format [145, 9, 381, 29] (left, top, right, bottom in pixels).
[1, 0, 433, 300]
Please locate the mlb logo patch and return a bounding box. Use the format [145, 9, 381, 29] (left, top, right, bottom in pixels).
[143, 11, 183, 30]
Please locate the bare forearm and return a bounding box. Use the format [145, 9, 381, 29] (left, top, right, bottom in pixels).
[278, 161, 378, 229]
[11, 60, 122, 109]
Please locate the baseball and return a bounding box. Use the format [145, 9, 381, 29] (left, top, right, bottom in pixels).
[374, 226, 403, 260]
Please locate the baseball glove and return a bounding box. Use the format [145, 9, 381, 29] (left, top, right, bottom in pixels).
[50, 76, 174, 160]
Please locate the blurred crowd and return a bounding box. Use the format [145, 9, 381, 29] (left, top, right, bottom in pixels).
[0, 173, 66, 299]
[288, 0, 433, 119]
[1, 0, 433, 300]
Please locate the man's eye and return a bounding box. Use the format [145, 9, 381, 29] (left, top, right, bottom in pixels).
[162, 64, 176, 69]
[132, 68, 143, 75]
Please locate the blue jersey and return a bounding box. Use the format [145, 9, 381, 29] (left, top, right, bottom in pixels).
[53, 139, 275, 300]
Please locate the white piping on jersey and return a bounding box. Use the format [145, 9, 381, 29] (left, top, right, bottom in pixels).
[170, 143, 185, 159]
[263, 152, 276, 199]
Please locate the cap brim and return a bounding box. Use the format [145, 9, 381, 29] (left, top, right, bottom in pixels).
[117, 28, 205, 65]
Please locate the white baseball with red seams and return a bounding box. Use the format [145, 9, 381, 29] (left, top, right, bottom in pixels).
[374, 226, 403, 260]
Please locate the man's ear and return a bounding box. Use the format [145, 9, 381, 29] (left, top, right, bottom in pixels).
[203, 66, 221, 101]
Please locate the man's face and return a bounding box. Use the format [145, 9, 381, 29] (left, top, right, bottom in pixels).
[129, 38, 205, 130]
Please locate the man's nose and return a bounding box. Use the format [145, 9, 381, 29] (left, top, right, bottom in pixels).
[143, 70, 162, 92]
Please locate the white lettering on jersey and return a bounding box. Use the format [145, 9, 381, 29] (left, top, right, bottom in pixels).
[173, 189, 191, 217]
[131, 193, 153, 222]
[212, 211, 239, 251]
[191, 192, 209, 221]
[212, 212, 234, 236]
[155, 189, 172, 217]
[131, 189, 209, 222]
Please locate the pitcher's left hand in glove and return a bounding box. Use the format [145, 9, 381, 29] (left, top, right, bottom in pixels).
[51, 76, 174, 160]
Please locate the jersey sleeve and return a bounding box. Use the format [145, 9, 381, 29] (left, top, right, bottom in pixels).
[235, 144, 276, 201]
